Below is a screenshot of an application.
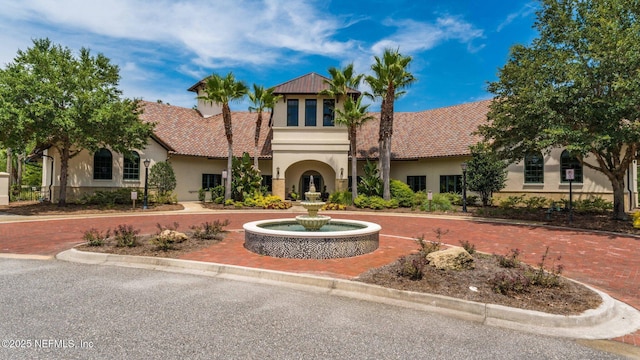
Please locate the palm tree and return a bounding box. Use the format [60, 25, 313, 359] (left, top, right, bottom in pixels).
[198, 72, 248, 201]
[334, 96, 374, 202]
[364, 48, 415, 200]
[320, 63, 363, 104]
[248, 84, 281, 168]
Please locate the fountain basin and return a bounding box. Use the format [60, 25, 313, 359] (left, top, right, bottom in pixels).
[243, 219, 381, 259]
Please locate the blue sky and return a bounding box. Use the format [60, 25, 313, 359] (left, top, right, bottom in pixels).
[0, 0, 539, 112]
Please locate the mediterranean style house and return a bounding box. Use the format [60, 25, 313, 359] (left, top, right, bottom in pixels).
[39, 72, 638, 209]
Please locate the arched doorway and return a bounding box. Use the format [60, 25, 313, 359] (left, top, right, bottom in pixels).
[300, 170, 323, 197]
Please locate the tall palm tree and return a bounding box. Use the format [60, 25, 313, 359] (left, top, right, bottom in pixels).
[198, 72, 248, 201]
[334, 96, 374, 202]
[320, 63, 363, 104]
[365, 48, 415, 200]
[248, 84, 281, 168]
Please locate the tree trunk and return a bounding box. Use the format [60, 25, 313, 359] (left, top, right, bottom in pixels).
[381, 82, 395, 201]
[16, 152, 24, 188]
[6, 148, 13, 187]
[254, 112, 262, 169]
[350, 126, 358, 202]
[610, 175, 627, 220]
[58, 146, 70, 206]
[226, 142, 232, 201]
[382, 137, 391, 200]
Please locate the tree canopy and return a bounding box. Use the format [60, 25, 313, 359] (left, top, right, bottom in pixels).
[0, 38, 154, 205]
[478, 0, 640, 219]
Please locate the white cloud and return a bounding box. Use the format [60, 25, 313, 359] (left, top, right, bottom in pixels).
[371, 16, 484, 55]
[497, 2, 538, 32]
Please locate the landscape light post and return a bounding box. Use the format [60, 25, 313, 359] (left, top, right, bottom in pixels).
[461, 162, 468, 213]
[143, 159, 150, 210]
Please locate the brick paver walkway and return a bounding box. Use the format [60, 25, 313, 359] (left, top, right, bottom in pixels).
[1, 210, 639, 346]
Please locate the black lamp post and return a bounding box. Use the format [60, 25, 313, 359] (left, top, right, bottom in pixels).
[461, 162, 468, 213]
[143, 159, 150, 210]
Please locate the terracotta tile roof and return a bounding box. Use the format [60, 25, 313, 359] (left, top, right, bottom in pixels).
[272, 72, 360, 95]
[139, 99, 490, 160]
[140, 101, 272, 159]
[356, 100, 491, 159]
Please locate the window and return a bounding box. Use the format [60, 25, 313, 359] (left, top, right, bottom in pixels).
[287, 99, 299, 126]
[407, 176, 426, 192]
[202, 174, 222, 190]
[323, 99, 335, 126]
[262, 175, 272, 192]
[524, 152, 544, 183]
[93, 148, 113, 180]
[440, 175, 462, 193]
[123, 151, 140, 180]
[305, 99, 317, 126]
[560, 150, 583, 182]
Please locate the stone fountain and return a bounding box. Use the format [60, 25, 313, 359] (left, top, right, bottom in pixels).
[295, 176, 331, 231]
[243, 175, 381, 259]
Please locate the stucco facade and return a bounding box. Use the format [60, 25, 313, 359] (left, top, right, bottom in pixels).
[37, 72, 638, 209]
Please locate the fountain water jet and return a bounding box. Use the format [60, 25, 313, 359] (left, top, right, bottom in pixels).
[243, 175, 381, 259]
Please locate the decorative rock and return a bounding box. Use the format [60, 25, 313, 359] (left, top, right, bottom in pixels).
[160, 229, 188, 243]
[426, 247, 474, 270]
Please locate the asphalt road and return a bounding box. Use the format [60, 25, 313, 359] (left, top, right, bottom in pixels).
[0, 259, 627, 360]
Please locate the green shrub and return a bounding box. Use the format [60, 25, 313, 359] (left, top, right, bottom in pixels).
[224, 199, 235, 206]
[570, 196, 613, 213]
[353, 194, 370, 208]
[499, 195, 525, 209]
[322, 203, 346, 210]
[523, 196, 549, 209]
[114, 224, 140, 247]
[422, 193, 452, 212]
[328, 191, 353, 206]
[149, 161, 177, 196]
[214, 196, 225, 204]
[83, 228, 110, 246]
[210, 185, 225, 202]
[412, 191, 428, 209]
[198, 188, 207, 202]
[444, 192, 463, 206]
[152, 191, 177, 205]
[191, 219, 230, 240]
[78, 188, 140, 206]
[390, 179, 414, 207]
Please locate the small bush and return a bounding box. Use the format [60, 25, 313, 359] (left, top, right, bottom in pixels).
[415, 234, 441, 257]
[198, 188, 207, 202]
[523, 196, 549, 209]
[570, 196, 613, 213]
[633, 211, 640, 229]
[459, 240, 476, 254]
[526, 247, 564, 288]
[496, 248, 521, 268]
[499, 195, 525, 209]
[224, 199, 235, 206]
[328, 191, 353, 206]
[78, 188, 140, 206]
[489, 270, 531, 295]
[412, 191, 428, 210]
[398, 256, 427, 280]
[444, 192, 463, 206]
[83, 228, 110, 247]
[152, 191, 177, 205]
[422, 193, 452, 212]
[210, 185, 225, 202]
[390, 179, 415, 208]
[322, 203, 346, 210]
[114, 224, 140, 247]
[191, 219, 230, 240]
[214, 196, 225, 204]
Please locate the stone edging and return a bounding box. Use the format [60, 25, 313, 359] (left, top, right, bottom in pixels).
[56, 248, 640, 339]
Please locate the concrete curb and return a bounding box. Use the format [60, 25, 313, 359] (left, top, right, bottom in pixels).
[56, 248, 640, 340]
